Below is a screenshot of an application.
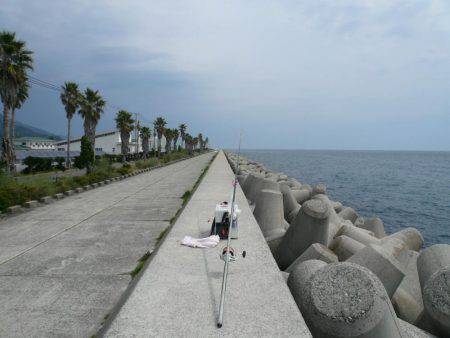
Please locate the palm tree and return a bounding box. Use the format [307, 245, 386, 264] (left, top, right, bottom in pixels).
[140, 126, 151, 158]
[179, 123, 187, 148]
[164, 128, 173, 154]
[193, 137, 199, 151]
[172, 128, 179, 151]
[198, 133, 203, 150]
[11, 78, 29, 142]
[115, 110, 134, 156]
[78, 88, 105, 152]
[184, 133, 193, 155]
[60, 82, 80, 168]
[0, 31, 33, 172]
[153, 117, 166, 158]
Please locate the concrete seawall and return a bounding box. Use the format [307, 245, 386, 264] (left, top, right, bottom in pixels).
[103, 150, 311, 336]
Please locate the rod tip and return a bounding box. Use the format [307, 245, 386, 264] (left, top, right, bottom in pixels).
[217, 323, 222, 328]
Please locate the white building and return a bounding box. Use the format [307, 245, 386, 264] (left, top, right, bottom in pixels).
[55, 130, 167, 155]
[14, 137, 56, 150]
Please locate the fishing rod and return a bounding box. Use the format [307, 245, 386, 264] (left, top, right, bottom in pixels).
[217, 133, 242, 328]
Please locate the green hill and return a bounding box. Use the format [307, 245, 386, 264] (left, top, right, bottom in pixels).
[0, 114, 62, 140]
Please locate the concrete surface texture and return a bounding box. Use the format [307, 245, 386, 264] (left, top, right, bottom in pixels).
[298, 262, 402, 338]
[103, 150, 311, 337]
[416, 244, 450, 336]
[0, 152, 214, 337]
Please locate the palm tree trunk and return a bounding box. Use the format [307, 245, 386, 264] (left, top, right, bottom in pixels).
[121, 131, 129, 156]
[9, 107, 16, 172]
[157, 136, 161, 158]
[2, 104, 13, 173]
[10, 107, 15, 142]
[66, 118, 71, 168]
[84, 119, 96, 152]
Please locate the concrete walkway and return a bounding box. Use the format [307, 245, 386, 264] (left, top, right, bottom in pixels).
[103, 151, 311, 337]
[0, 152, 214, 337]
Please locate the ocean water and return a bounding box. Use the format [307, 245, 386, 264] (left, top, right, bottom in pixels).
[239, 149, 450, 246]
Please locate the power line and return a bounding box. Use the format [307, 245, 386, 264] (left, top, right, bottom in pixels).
[26, 75, 163, 130]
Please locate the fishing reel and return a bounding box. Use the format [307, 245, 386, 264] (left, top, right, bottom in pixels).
[219, 246, 246, 263]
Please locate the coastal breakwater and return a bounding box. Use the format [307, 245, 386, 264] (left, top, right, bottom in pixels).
[225, 152, 449, 338]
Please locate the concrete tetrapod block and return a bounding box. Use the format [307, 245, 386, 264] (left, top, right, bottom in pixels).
[279, 182, 301, 223]
[265, 228, 287, 256]
[291, 189, 310, 204]
[333, 201, 343, 213]
[281, 271, 289, 283]
[358, 217, 386, 238]
[287, 178, 302, 189]
[241, 172, 262, 199]
[282, 219, 290, 231]
[348, 244, 406, 298]
[388, 227, 424, 252]
[416, 244, 450, 336]
[313, 194, 345, 243]
[329, 235, 365, 261]
[253, 189, 285, 238]
[392, 250, 424, 324]
[295, 262, 402, 338]
[311, 183, 326, 196]
[338, 206, 359, 223]
[285, 243, 338, 273]
[248, 177, 279, 205]
[275, 198, 330, 270]
[301, 183, 312, 193]
[288, 259, 328, 300]
[337, 223, 380, 246]
[354, 217, 365, 228]
[398, 319, 437, 338]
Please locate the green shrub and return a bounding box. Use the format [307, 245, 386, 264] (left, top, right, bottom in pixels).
[54, 157, 65, 171]
[117, 163, 132, 175]
[22, 156, 53, 174]
[74, 136, 95, 171]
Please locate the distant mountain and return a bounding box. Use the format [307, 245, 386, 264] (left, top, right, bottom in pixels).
[0, 114, 62, 140]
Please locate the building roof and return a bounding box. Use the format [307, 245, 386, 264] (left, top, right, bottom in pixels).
[15, 136, 56, 143]
[55, 130, 117, 146]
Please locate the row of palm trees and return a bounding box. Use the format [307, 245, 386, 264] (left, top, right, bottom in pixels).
[60, 83, 105, 167]
[1, 31, 210, 173]
[0, 31, 33, 172]
[61, 84, 208, 165]
[116, 112, 208, 159]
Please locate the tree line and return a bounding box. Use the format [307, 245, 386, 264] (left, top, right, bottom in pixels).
[1, 31, 209, 173]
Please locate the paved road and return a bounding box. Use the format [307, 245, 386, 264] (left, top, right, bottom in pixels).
[103, 151, 311, 337]
[0, 152, 214, 337]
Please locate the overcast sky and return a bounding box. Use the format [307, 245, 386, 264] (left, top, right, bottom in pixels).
[1, 1, 450, 150]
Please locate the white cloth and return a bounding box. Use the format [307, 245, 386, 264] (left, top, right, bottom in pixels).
[181, 235, 220, 248]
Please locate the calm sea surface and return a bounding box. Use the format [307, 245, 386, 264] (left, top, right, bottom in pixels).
[239, 150, 450, 246]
